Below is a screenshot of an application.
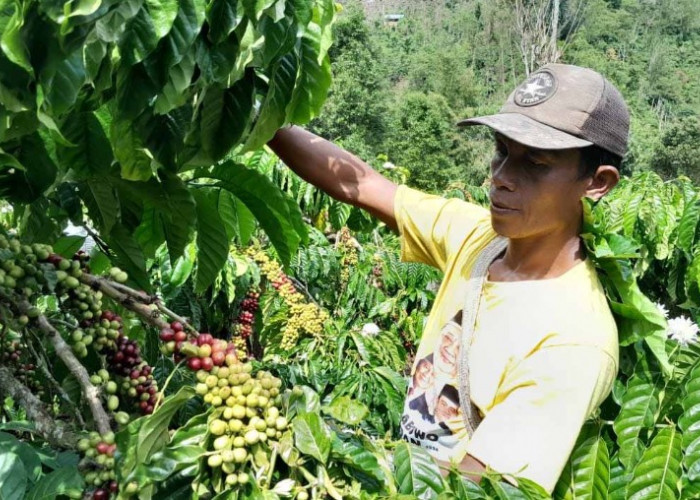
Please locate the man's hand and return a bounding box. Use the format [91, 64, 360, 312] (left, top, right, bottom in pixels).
[437, 454, 487, 484]
[268, 127, 398, 230]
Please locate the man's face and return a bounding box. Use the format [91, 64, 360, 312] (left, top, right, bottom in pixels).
[413, 358, 434, 390]
[488, 133, 591, 240]
[438, 331, 459, 373]
[434, 393, 459, 423]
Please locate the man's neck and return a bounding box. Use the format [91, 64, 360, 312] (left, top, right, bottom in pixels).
[488, 232, 585, 282]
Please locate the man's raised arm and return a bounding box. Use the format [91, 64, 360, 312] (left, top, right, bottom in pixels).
[267, 126, 398, 230]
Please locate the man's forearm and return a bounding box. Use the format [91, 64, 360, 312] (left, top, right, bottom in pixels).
[437, 454, 486, 484]
[267, 126, 397, 229]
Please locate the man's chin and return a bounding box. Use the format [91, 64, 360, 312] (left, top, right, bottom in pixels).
[490, 218, 520, 239]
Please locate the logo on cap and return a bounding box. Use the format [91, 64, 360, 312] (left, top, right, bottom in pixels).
[514, 70, 557, 107]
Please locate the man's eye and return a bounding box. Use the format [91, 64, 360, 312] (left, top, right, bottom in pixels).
[526, 156, 548, 168]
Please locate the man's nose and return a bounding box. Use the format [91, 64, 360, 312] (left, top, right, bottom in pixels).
[491, 158, 517, 191]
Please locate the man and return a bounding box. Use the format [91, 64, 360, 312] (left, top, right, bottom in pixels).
[268, 64, 622, 493]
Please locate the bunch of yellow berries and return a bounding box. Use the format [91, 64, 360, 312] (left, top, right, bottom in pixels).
[194, 353, 287, 491]
[248, 248, 328, 349]
[336, 227, 359, 285]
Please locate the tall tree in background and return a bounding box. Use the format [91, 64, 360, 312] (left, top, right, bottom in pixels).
[512, 0, 588, 73]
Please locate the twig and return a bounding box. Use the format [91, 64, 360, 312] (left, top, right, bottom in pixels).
[153, 359, 186, 411]
[0, 366, 78, 448]
[82, 224, 111, 257]
[106, 280, 156, 304]
[25, 330, 86, 428]
[0, 291, 111, 435]
[288, 277, 322, 308]
[92, 275, 198, 334]
[33, 313, 111, 435]
[78, 273, 170, 330]
[49, 317, 80, 330]
[153, 301, 198, 334]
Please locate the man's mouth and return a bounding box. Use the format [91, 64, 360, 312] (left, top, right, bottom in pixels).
[490, 199, 518, 212]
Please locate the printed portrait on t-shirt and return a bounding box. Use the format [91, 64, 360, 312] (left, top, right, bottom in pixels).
[434, 384, 460, 427]
[401, 315, 464, 456]
[435, 323, 460, 379]
[408, 354, 434, 398]
[407, 354, 436, 423]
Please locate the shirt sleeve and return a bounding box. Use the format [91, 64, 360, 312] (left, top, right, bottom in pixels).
[464, 344, 617, 493]
[393, 185, 490, 271]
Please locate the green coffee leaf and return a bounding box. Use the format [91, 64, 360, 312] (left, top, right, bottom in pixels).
[206, 0, 243, 44]
[292, 412, 331, 464]
[243, 53, 299, 151]
[613, 375, 661, 469]
[200, 69, 256, 162]
[286, 23, 332, 124]
[192, 189, 230, 292]
[626, 427, 681, 500]
[0, 451, 27, 500]
[393, 442, 445, 497]
[679, 364, 700, 480]
[25, 467, 84, 500]
[323, 395, 369, 426]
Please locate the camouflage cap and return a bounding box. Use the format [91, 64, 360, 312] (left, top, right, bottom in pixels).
[459, 64, 630, 157]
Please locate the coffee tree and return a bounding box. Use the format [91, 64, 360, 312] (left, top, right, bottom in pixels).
[2, 1, 700, 499]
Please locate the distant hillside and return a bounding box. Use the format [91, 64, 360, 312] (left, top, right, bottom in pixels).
[340, 0, 440, 18]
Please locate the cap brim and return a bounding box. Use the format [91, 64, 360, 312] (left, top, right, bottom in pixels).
[457, 113, 593, 150]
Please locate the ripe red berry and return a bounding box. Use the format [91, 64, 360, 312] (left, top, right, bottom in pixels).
[187, 357, 202, 371]
[171, 321, 183, 332]
[159, 328, 175, 342]
[93, 489, 108, 500]
[96, 442, 110, 455]
[212, 351, 225, 366]
[197, 333, 214, 346]
[201, 357, 214, 371]
[174, 330, 187, 342]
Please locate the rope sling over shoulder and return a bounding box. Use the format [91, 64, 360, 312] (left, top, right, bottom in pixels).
[458, 236, 508, 435]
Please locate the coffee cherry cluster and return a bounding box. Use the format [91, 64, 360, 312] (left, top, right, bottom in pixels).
[77, 432, 118, 499]
[232, 289, 260, 356]
[371, 253, 383, 290]
[179, 334, 237, 372]
[249, 249, 328, 350]
[336, 227, 359, 285]
[399, 316, 416, 354]
[90, 369, 121, 413]
[61, 281, 102, 322]
[235, 290, 260, 339]
[0, 337, 22, 363]
[62, 284, 105, 358]
[158, 320, 188, 360]
[192, 349, 287, 493]
[104, 333, 158, 415]
[0, 236, 53, 301]
[78, 310, 123, 354]
[72, 250, 91, 272]
[0, 333, 46, 397]
[108, 266, 128, 284]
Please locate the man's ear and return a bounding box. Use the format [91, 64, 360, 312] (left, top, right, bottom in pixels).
[585, 165, 619, 202]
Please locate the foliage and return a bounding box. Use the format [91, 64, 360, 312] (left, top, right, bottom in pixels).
[655, 116, 700, 184]
[310, 0, 700, 192]
[0, 0, 337, 293]
[3, 1, 700, 499]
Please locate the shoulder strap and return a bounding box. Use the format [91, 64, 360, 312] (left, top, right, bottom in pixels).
[458, 236, 508, 435]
